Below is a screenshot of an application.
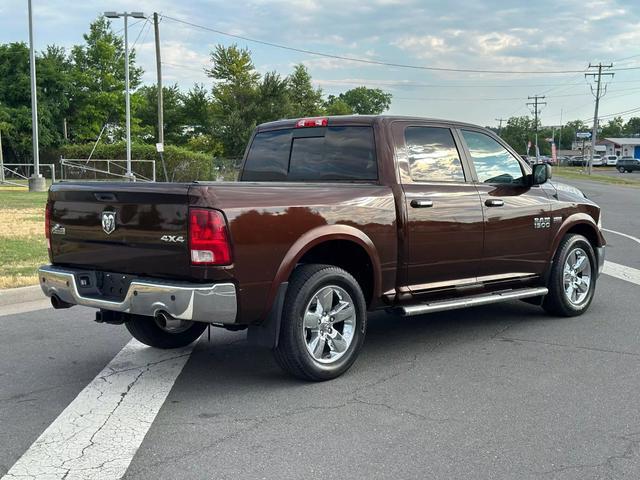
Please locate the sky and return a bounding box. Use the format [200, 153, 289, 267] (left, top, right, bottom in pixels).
[2, 0, 640, 127]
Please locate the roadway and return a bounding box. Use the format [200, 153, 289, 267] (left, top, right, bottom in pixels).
[1, 178, 639, 480]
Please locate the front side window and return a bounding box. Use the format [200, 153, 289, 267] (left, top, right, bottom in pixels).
[461, 130, 525, 184]
[404, 126, 465, 182]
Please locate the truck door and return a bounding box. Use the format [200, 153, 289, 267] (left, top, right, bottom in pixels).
[392, 122, 484, 293]
[457, 128, 552, 280]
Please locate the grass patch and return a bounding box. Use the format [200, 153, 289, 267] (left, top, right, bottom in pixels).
[0, 190, 48, 288]
[553, 167, 640, 187]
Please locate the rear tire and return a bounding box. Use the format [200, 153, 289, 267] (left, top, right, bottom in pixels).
[273, 264, 367, 381]
[543, 234, 597, 317]
[125, 315, 207, 349]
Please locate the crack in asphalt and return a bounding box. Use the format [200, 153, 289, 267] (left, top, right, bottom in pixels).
[2, 348, 191, 480]
[538, 431, 640, 478]
[496, 336, 640, 358]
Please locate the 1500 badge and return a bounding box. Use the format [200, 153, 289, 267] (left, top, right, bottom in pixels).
[533, 217, 551, 229]
[160, 235, 185, 243]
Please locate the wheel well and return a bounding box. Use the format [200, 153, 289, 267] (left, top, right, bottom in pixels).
[566, 223, 599, 250]
[297, 240, 374, 306]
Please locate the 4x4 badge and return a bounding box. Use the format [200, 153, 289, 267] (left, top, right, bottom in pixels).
[102, 211, 116, 235]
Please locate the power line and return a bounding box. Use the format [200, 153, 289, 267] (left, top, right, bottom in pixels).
[160, 14, 640, 75]
[393, 86, 640, 102]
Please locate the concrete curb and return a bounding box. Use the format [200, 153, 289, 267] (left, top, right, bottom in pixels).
[0, 285, 44, 307]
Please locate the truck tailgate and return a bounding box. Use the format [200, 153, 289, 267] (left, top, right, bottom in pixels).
[48, 183, 192, 279]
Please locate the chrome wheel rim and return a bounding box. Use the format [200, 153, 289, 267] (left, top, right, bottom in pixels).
[563, 247, 592, 306]
[302, 285, 356, 364]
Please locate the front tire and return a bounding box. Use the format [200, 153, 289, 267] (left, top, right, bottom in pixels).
[273, 264, 367, 381]
[543, 234, 597, 317]
[125, 314, 207, 349]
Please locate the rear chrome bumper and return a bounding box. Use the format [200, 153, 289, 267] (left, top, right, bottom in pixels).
[596, 246, 605, 277]
[38, 265, 237, 324]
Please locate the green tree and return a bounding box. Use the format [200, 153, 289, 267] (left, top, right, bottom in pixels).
[135, 84, 184, 144]
[0, 42, 70, 161]
[324, 95, 353, 115]
[256, 72, 290, 124]
[600, 116, 624, 138]
[561, 120, 589, 150]
[287, 64, 323, 117]
[207, 44, 261, 157]
[624, 117, 640, 136]
[182, 83, 214, 137]
[334, 86, 392, 114]
[68, 17, 143, 142]
[500, 116, 534, 154]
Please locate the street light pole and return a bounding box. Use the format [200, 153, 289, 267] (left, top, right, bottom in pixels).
[28, 0, 46, 191]
[104, 11, 145, 181]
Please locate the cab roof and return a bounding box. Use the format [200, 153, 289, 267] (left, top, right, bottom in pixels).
[256, 115, 484, 132]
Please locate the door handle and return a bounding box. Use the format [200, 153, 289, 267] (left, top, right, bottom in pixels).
[410, 199, 434, 208]
[485, 199, 504, 207]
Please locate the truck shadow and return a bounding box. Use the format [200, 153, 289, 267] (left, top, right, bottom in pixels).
[174, 300, 554, 393]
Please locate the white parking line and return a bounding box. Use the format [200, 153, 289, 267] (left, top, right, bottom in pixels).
[603, 261, 640, 286]
[603, 228, 640, 246]
[1, 339, 196, 480]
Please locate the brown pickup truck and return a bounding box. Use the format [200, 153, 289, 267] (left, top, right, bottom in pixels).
[39, 115, 605, 380]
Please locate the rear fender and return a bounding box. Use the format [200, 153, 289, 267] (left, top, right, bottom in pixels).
[263, 225, 382, 318]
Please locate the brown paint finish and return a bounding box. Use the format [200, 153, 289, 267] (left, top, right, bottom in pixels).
[45, 115, 604, 325]
[474, 183, 552, 277]
[188, 182, 397, 322]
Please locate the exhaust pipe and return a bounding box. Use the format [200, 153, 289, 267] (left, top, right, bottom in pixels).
[51, 295, 73, 309]
[154, 310, 185, 331]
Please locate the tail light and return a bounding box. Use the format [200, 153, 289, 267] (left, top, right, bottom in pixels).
[296, 117, 328, 128]
[189, 208, 232, 265]
[45, 203, 51, 251]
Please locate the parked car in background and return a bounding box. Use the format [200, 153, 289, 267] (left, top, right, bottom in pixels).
[568, 155, 604, 167]
[603, 155, 618, 166]
[616, 157, 640, 173]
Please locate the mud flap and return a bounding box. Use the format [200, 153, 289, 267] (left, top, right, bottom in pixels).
[247, 282, 288, 349]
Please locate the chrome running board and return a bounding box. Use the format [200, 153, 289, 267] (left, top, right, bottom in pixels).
[398, 287, 548, 316]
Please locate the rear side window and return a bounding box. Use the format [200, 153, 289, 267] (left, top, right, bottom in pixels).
[242, 126, 377, 181]
[241, 129, 291, 181]
[404, 126, 465, 182]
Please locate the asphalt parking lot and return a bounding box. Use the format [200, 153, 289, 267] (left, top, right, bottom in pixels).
[1, 177, 639, 480]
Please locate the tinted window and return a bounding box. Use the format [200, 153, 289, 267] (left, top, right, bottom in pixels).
[289, 126, 377, 181]
[242, 126, 377, 181]
[404, 127, 465, 182]
[462, 130, 524, 184]
[242, 129, 291, 181]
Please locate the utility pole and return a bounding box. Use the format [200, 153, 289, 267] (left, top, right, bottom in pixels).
[154, 12, 168, 182]
[0, 127, 4, 184]
[585, 63, 614, 175]
[27, 0, 46, 191]
[495, 118, 507, 136]
[527, 95, 547, 162]
[558, 108, 563, 151]
[104, 11, 146, 181]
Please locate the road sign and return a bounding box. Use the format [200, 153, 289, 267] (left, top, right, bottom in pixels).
[576, 132, 592, 139]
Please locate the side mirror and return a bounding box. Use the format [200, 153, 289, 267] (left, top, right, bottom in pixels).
[531, 163, 552, 185]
